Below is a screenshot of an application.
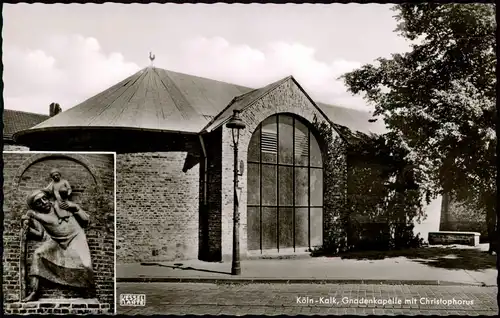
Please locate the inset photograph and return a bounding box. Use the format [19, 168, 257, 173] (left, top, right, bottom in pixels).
[3, 152, 115, 315]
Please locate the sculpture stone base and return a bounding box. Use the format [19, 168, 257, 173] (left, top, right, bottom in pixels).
[5, 298, 111, 315]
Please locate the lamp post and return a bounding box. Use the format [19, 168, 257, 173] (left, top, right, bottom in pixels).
[226, 109, 246, 275]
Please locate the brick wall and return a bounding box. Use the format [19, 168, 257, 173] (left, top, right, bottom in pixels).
[20, 132, 206, 264]
[219, 78, 347, 259]
[4, 299, 111, 315]
[116, 152, 200, 263]
[199, 130, 223, 262]
[3, 153, 115, 308]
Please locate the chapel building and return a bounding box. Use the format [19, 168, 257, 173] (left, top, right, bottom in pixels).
[11, 66, 446, 262]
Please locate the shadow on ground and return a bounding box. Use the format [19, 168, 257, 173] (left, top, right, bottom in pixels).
[312, 247, 496, 271]
[140, 262, 231, 275]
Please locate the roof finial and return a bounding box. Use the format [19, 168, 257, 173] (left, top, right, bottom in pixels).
[149, 51, 155, 67]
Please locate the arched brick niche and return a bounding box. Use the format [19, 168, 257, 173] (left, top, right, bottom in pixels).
[3, 153, 115, 311]
[10, 153, 104, 198]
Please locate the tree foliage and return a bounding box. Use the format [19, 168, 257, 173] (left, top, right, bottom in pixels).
[342, 3, 497, 251]
[313, 116, 426, 254]
[347, 133, 425, 251]
[312, 118, 350, 254]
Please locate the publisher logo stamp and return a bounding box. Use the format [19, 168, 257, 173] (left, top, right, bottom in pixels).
[120, 294, 146, 306]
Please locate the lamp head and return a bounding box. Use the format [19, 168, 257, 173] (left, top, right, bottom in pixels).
[226, 110, 246, 145]
[226, 110, 246, 130]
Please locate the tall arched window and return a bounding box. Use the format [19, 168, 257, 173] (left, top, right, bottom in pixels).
[247, 114, 323, 252]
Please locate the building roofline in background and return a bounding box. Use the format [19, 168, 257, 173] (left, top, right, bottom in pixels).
[3, 108, 51, 141]
[4, 109, 50, 117]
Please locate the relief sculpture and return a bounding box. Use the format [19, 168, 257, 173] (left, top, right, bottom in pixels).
[20, 168, 95, 302]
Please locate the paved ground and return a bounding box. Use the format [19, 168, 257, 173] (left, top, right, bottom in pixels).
[116, 282, 498, 315]
[117, 256, 497, 286]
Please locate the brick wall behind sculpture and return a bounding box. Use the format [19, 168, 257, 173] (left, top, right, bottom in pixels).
[2, 153, 115, 308]
[115, 152, 200, 263]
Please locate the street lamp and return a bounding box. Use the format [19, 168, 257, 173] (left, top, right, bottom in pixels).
[226, 109, 246, 275]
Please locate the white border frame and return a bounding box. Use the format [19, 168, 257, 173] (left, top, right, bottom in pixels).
[2, 150, 118, 314]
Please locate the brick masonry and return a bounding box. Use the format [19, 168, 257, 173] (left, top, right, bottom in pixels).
[4, 299, 112, 315]
[116, 152, 200, 263]
[2, 153, 115, 309]
[199, 130, 223, 262]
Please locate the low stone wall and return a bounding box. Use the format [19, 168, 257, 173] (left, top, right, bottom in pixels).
[4, 298, 112, 315]
[428, 231, 480, 247]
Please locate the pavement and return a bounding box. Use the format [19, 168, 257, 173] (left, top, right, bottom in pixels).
[116, 245, 497, 315]
[117, 251, 497, 286]
[116, 282, 499, 315]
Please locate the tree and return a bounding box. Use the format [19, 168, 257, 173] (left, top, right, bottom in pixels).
[342, 4, 497, 252]
[311, 119, 426, 255]
[347, 133, 425, 251]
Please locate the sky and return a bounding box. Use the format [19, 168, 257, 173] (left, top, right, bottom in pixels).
[2, 3, 413, 115]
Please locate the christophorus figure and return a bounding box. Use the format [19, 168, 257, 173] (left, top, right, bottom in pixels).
[21, 189, 94, 302]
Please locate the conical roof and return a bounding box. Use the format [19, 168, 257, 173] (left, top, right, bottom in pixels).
[15, 66, 386, 148]
[27, 67, 252, 134]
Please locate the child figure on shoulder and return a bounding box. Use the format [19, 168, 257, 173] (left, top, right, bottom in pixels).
[44, 168, 73, 223]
